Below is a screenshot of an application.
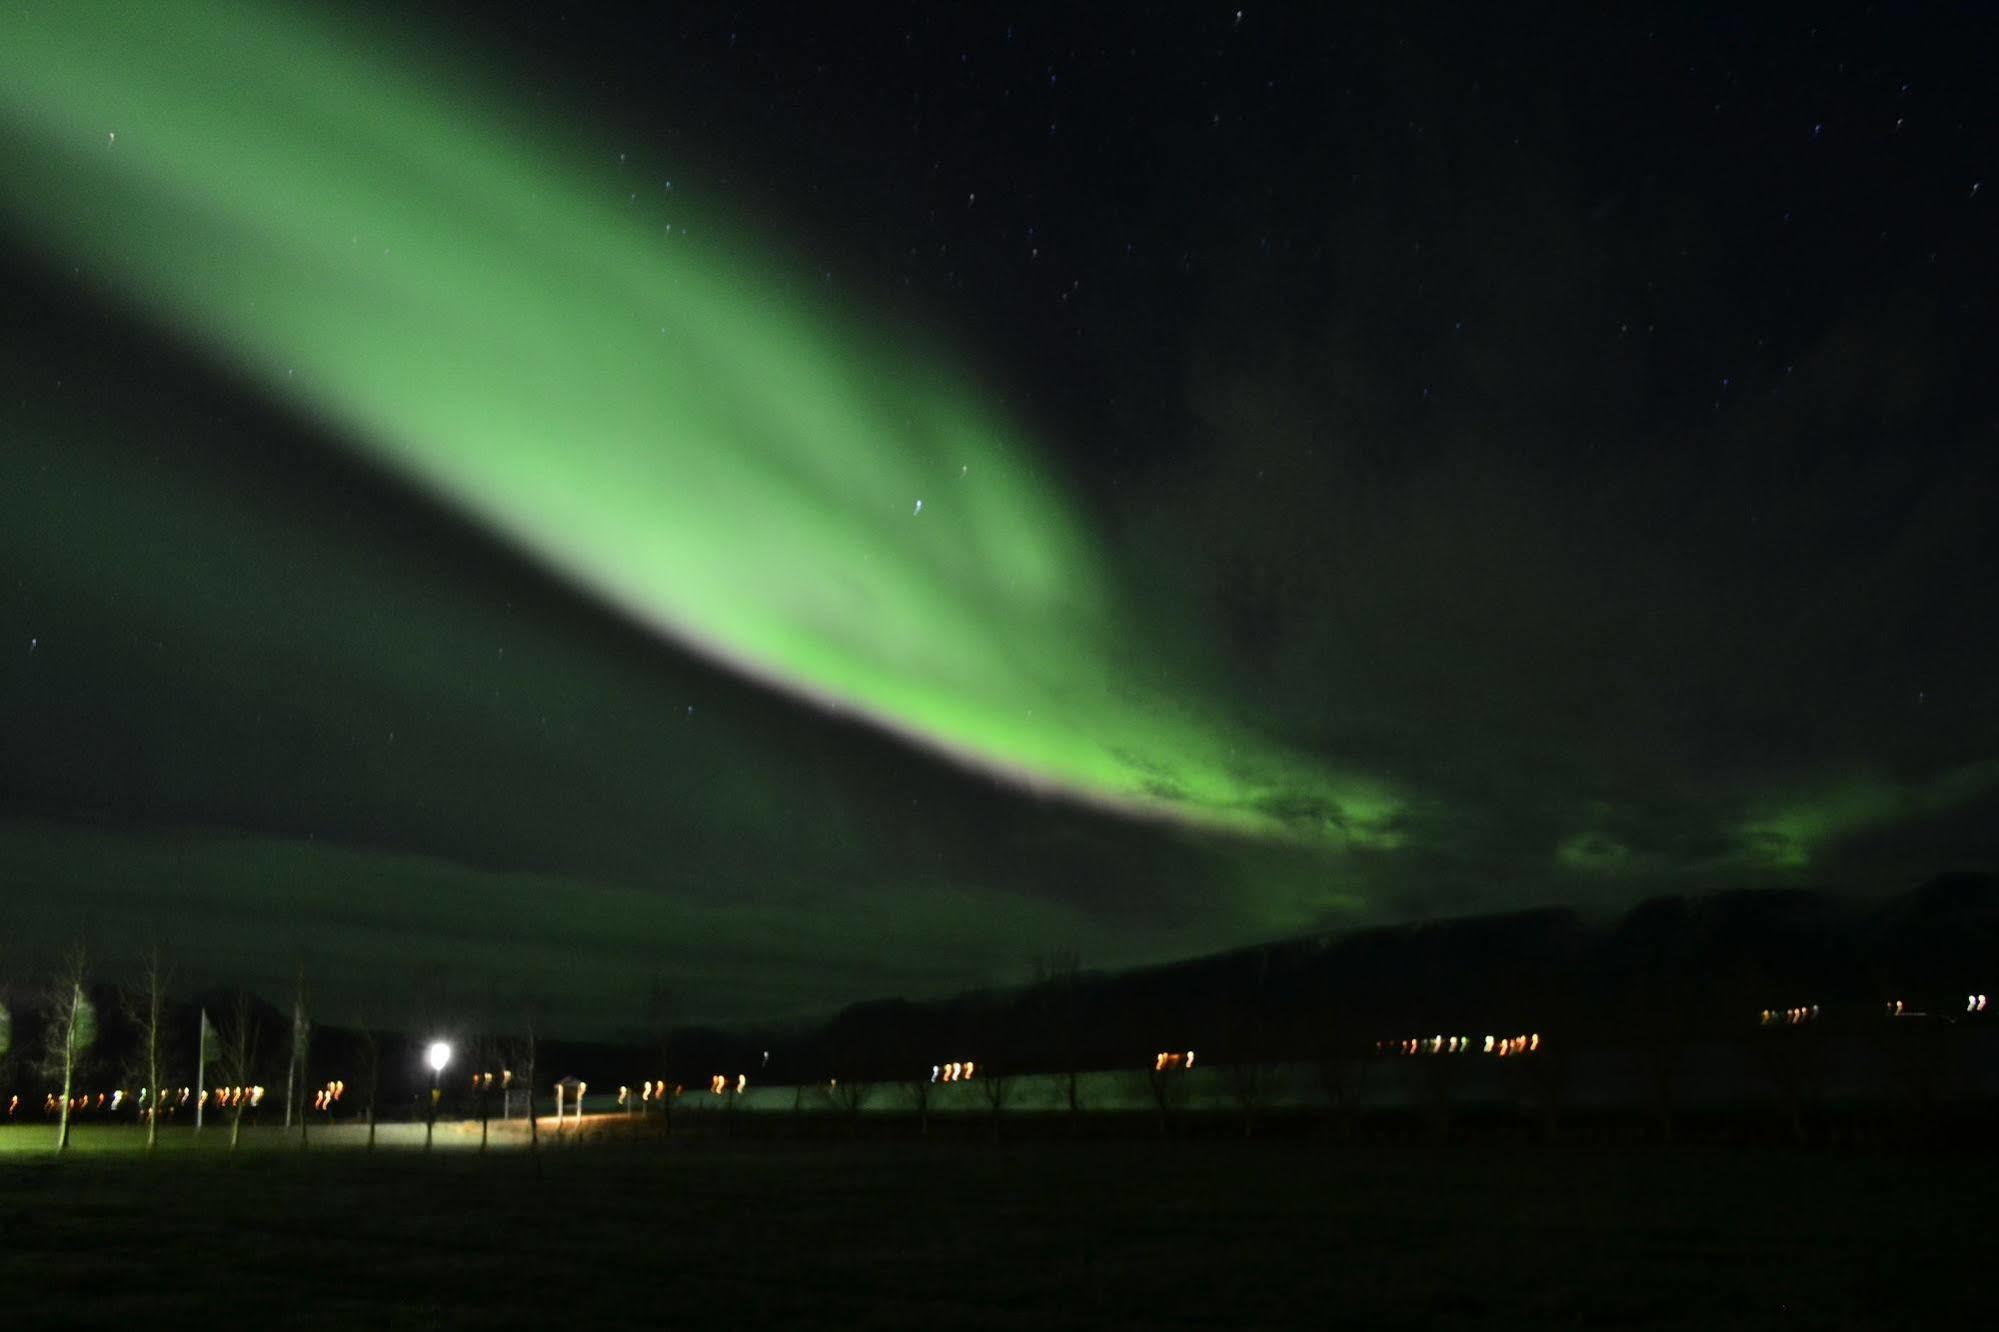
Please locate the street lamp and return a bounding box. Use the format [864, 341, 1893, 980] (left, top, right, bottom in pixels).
[424, 1040, 452, 1152]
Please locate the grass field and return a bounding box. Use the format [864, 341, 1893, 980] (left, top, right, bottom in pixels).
[1, 1122, 1990, 1328]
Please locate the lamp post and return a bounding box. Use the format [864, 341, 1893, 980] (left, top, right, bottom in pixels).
[424, 1040, 452, 1153]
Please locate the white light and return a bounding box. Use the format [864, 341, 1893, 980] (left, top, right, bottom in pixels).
[426, 1040, 453, 1074]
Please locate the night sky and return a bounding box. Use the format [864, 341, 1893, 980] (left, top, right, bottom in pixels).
[2, 3, 1994, 1036]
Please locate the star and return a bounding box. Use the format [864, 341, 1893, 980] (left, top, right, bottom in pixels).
[913, 499, 924, 515]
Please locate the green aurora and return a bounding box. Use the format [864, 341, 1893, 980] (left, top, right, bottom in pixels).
[0, 0, 1399, 846]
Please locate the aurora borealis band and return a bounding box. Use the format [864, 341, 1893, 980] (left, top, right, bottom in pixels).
[2, 3, 1994, 1033]
[0, 0, 1394, 845]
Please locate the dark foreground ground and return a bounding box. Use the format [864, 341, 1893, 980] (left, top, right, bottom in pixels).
[1, 1128, 1990, 1329]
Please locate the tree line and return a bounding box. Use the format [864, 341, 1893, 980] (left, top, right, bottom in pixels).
[4, 873, 1993, 1151]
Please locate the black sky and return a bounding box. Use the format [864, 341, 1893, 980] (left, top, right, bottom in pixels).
[2, 2, 1994, 1035]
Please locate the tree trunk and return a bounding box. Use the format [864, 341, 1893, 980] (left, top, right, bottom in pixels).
[296, 1023, 311, 1152]
[145, 985, 161, 1152]
[523, 1030, 540, 1177]
[55, 991, 77, 1155]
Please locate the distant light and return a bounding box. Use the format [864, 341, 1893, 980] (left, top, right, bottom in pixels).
[426, 1040, 453, 1073]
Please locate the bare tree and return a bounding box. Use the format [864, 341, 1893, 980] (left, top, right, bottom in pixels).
[520, 1019, 540, 1175]
[826, 1075, 871, 1126]
[1314, 1042, 1369, 1141]
[1222, 947, 1275, 1138]
[287, 960, 312, 1151]
[1224, 1059, 1269, 1139]
[977, 1063, 1012, 1141]
[1034, 950, 1086, 1130]
[0, 961, 17, 1122]
[43, 942, 96, 1155]
[126, 943, 173, 1152]
[1756, 1008, 1824, 1146]
[1142, 1058, 1191, 1136]
[218, 990, 260, 1151]
[474, 1028, 493, 1154]
[1304, 981, 1369, 1140]
[647, 976, 675, 1136]
[901, 1069, 934, 1138]
[354, 1023, 382, 1151]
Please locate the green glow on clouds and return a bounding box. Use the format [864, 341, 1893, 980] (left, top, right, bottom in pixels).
[1735, 760, 1999, 871]
[0, 1, 1399, 844]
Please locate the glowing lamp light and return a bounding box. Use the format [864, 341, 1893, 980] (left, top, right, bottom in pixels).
[426, 1041, 453, 1074]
